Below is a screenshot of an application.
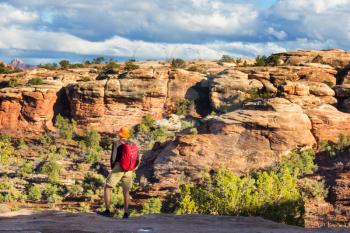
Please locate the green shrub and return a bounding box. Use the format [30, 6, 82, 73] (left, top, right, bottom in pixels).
[106, 61, 121, 69]
[219, 55, 236, 63]
[39, 133, 53, 146]
[68, 184, 83, 197]
[28, 185, 42, 201]
[176, 149, 318, 226]
[174, 99, 194, 116]
[0, 63, 22, 74]
[189, 128, 198, 135]
[43, 184, 63, 204]
[133, 115, 174, 149]
[319, 135, 350, 158]
[18, 161, 33, 177]
[139, 114, 157, 133]
[142, 198, 162, 214]
[246, 88, 276, 101]
[323, 81, 334, 87]
[80, 202, 91, 212]
[83, 172, 104, 201]
[80, 76, 91, 82]
[187, 66, 199, 72]
[17, 138, 27, 150]
[58, 147, 68, 157]
[40, 160, 62, 184]
[336, 134, 350, 152]
[92, 57, 105, 64]
[85, 149, 102, 164]
[266, 54, 281, 66]
[255, 54, 281, 66]
[55, 114, 77, 140]
[81, 129, 103, 163]
[299, 178, 328, 198]
[28, 78, 44, 86]
[84, 129, 101, 148]
[279, 148, 317, 176]
[255, 55, 268, 66]
[48, 145, 57, 154]
[171, 59, 186, 69]
[0, 135, 15, 165]
[0, 178, 26, 202]
[8, 78, 18, 88]
[177, 167, 304, 226]
[59, 60, 70, 69]
[37, 63, 58, 70]
[124, 61, 139, 71]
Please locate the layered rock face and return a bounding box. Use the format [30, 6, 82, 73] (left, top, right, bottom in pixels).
[0, 84, 61, 137]
[66, 68, 205, 133]
[277, 49, 350, 68]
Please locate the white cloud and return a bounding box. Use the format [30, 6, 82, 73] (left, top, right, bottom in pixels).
[0, 26, 336, 62]
[0, 1, 349, 63]
[0, 3, 38, 26]
[266, 27, 287, 40]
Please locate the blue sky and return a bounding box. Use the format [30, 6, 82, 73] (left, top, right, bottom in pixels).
[0, 0, 349, 64]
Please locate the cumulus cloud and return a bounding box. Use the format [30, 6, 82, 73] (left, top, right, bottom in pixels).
[0, 0, 349, 63]
[0, 3, 38, 26]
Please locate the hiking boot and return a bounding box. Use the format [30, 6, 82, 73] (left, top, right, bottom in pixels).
[123, 212, 129, 219]
[98, 209, 114, 217]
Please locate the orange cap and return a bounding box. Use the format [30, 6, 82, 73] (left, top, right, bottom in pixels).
[118, 127, 130, 139]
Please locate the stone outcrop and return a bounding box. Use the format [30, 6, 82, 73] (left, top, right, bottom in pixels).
[0, 85, 61, 137]
[210, 69, 263, 112]
[66, 68, 205, 133]
[1, 211, 346, 233]
[141, 98, 316, 195]
[306, 104, 350, 142]
[277, 49, 350, 68]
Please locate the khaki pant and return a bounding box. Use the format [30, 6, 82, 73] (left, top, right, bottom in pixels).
[105, 163, 133, 191]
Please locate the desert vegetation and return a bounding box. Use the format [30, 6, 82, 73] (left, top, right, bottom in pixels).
[176, 148, 325, 226]
[0, 62, 22, 74]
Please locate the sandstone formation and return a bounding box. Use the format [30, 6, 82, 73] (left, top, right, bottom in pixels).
[1, 210, 347, 233]
[1, 49, 350, 227]
[66, 68, 206, 133]
[0, 85, 61, 137]
[277, 49, 350, 68]
[306, 104, 350, 142]
[141, 98, 316, 195]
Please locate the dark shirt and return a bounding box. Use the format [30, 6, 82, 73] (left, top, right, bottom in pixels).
[110, 141, 124, 169]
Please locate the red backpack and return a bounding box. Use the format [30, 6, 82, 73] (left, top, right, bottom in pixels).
[119, 143, 138, 171]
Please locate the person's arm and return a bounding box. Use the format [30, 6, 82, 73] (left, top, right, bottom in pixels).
[134, 149, 142, 170]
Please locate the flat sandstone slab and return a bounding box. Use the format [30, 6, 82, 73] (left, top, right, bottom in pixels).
[0, 210, 348, 233]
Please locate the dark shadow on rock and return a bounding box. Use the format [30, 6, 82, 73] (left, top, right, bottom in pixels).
[185, 79, 212, 117]
[53, 88, 72, 122]
[336, 64, 350, 85]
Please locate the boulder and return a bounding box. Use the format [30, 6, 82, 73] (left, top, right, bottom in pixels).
[306, 104, 350, 142]
[307, 82, 335, 96]
[283, 81, 310, 96]
[144, 98, 316, 195]
[210, 69, 263, 112]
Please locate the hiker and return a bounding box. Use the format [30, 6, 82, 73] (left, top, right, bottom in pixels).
[100, 127, 140, 218]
